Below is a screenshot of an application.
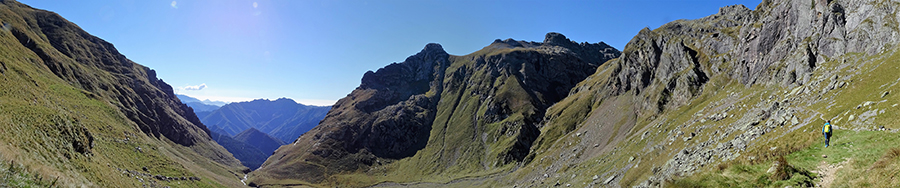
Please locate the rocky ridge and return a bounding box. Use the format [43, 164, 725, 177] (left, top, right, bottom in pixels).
[250, 33, 620, 186]
[517, 0, 900, 187]
[0, 1, 245, 186]
[247, 0, 900, 187]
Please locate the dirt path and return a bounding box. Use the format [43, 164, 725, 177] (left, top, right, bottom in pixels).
[813, 158, 850, 188]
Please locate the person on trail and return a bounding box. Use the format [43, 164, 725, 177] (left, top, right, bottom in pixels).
[823, 120, 833, 147]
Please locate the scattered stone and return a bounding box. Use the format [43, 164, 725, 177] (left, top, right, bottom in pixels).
[142, 166, 149, 172]
[766, 161, 780, 174]
[629, 156, 635, 162]
[593, 175, 599, 180]
[883, 91, 890, 98]
[863, 101, 875, 107]
[849, 115, 855, 121]
[603, 175, 616, 184]
[822, 155, 827, 158]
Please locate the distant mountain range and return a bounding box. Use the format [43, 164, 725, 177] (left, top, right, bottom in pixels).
[201, 98, 331, 143]
[176, 94, 226, 112]
[176, 95, 331, 169]
[14, 0, 900, 187]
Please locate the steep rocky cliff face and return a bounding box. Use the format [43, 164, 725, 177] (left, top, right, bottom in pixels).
[253, 0, 900, 187]
[250, 33, 620, 186]
[0, 1, 245, 186]
[521, 0, 900, 187]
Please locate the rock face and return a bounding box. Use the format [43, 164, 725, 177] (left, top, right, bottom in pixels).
[201, 98, 330, 143]
[8, 4, 209, 146]
[250, 0, 900, 187]
[0, 1, 244, 186]
[528, 0, 900, 187]
[250, 33, 620, 185]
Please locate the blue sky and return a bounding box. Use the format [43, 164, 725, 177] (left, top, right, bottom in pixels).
[19, 0, 760, 106]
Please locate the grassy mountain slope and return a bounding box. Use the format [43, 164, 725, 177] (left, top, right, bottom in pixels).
[260, 0, 899, 187]
[502, 0, 900, 187]
[250, 34, 621, 187]
[0, 1, 246, 187]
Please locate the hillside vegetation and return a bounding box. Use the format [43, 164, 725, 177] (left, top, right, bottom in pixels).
[251, 0, 900, 187]
[250, 35, 621, 187]
[0, 1, 246, 187]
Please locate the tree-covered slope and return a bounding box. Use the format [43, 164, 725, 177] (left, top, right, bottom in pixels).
[0, 0, 246, 187]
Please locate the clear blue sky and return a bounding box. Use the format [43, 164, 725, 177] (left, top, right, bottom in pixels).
[19, 0, 760, 106]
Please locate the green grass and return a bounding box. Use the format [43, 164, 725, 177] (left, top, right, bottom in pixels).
[667, 44, 900, 187]
[674, 130, 900, 187]
[0, 160, 59, 188]
[0, 2, 247, 187]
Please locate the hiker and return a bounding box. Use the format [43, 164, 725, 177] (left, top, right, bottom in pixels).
[823, 120, 832, 147]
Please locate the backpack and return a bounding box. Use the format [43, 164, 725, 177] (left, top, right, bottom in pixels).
[824, 123, 832, 134]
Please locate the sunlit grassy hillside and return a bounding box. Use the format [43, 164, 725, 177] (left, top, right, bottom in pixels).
[0, 1, 247, 187]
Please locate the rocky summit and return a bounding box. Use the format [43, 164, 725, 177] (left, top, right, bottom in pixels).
[5, 0, 900, 187]
[249, 33, 620, 186]
[250, 0, 900, 187]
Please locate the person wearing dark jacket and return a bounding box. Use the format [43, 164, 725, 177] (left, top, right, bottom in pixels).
[823, 120, 833, 147]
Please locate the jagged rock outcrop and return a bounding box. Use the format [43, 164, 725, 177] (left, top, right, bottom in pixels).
[0, 1, 245, 186]
[527, 0, 900, 187]
[250, 33, 620, 186]
[6, 2, 210, 146]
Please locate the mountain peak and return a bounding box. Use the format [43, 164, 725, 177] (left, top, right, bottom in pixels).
[422, 43, 443, 53]
[543, 32, 572, 46]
